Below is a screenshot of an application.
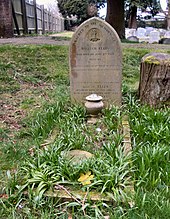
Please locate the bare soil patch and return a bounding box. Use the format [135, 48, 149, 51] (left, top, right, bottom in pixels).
[0, 82, 52, 135]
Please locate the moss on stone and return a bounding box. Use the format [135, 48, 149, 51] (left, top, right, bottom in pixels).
[144, 56, 160, 65]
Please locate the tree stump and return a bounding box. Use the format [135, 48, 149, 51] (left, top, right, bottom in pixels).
[139, 53, 170, 107]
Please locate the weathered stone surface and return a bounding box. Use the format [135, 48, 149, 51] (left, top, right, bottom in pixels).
[136, 27, 146, 38]
[69, 17, 122, 106]
[122, 119, 131, 155]
[159, 38, 170, 45]
[64, 150, 93, 164]
[149, 30, 160, 44]
[127, 36, 139, 42]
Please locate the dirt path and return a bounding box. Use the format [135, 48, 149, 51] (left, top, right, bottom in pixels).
[0, 35, 169, 50]
[0, 36, 70, 46]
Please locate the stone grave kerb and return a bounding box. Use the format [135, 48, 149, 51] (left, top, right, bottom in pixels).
[69, 17, 122, 107]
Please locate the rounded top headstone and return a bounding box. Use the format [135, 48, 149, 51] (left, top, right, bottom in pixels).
[69, 17, 122, 107]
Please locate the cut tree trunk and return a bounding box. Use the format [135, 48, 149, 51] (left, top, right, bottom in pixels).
[139, 53, 170, 107]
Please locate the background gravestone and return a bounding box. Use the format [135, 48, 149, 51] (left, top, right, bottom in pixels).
[145, 27, 154, 36]
[69, 17, 122, 106]
[127, 36, 139, 42]
[164, 31, 170, 38]
[149, 30, 160, 44]
[136, 27, 146, 38]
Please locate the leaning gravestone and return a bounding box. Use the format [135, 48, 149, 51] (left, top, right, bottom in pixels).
[69, 17, 122, 106]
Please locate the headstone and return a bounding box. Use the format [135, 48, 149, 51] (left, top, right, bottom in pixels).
[164, 31, 170, 38]
[136, 28, 146, 38]
[125, 28, 136, 38]
[127, 36, 139, 42]
[159, 29, 166, 37]
[69, 17, 122, 106]
[149, 30, 160, 43]
[145, 27, 154, 36]
[125, 28, 130, 38]
[136, 27, 148, 42]
[159, 38, 170, 44]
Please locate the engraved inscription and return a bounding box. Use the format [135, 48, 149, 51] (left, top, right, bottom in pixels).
[86, 28, 101, 42]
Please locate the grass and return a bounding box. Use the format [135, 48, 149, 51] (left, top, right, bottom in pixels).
[51, 31, 74, 38]
[0, 43, 170, 218]
[50, 31, 74, 41]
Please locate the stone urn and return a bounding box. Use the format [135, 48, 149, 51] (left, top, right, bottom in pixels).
[85, 94, 104, 117]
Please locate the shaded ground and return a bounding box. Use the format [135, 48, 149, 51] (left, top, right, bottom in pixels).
[0, 34, 169, 50]
[0, 36, 70, 46]
[0, 82, 51, 134]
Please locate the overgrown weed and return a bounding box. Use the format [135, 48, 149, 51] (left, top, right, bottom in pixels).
[0, 44, 170, 218]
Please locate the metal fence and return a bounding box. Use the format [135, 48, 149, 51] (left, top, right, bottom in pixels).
[12, 0, 64, 35]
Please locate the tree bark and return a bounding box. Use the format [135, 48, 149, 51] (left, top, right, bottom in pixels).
[167, 0, 170, 30]
[0, 0, 13, 38]
[139, 53, 170, 107]
[128, 5, 137, 29]
[106, 0, 125, 39]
